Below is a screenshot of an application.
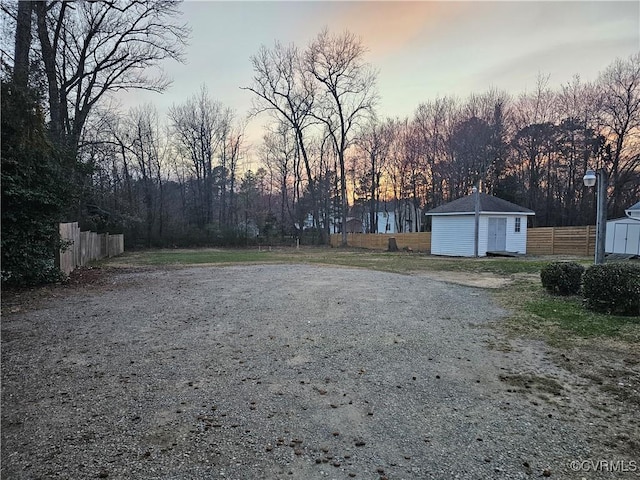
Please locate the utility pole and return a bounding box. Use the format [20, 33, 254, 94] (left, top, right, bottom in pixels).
[473, 186, 480, 258]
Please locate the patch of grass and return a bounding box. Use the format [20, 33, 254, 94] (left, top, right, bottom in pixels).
[495, 279, 640, 345]
[472, 258, 548, 275]
[113, 247, 554, 276]
[525, 294, 640, 338]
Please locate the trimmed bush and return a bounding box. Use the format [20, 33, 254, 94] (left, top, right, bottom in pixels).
[540, 261, 585, 295]
[583, 263, 640, 316]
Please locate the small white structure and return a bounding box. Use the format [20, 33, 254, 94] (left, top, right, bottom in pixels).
[362, 206, 422, 234]
[363, 211, 396, 233]
[606, 201, 640, 255]
[425, 193, 535, 257]
[378, 210, 396, 233]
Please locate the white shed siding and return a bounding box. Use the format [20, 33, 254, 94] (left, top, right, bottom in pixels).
[431, 216, 475, 256]
[431, 214, 528, 257]
[507, 216, 528, 254]
[477, 216, 489, 255]
[481, 215, 527, 254]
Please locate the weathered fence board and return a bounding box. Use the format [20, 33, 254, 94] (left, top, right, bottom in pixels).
[330, 226, 596, 256]
[57, 222, 80, 276]
[57, 223, 124, 276]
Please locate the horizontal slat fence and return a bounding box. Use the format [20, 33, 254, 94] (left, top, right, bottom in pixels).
[57, 222, 124, 276]
[526, 226, 595, 256]
[330, 232, 430, 251]
[330, 226, 596, 256]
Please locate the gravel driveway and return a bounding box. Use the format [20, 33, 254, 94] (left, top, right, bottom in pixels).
[1, 264, 636, 479]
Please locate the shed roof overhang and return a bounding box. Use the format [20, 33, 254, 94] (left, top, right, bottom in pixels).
[426, 211, 536, 217]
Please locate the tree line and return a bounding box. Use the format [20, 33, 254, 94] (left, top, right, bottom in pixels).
[249, 44, 639, 240]
[1, 1, 639, 285]
[90, 33, 640, 248]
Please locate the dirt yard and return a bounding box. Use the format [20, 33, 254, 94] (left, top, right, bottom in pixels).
[2, 264, 638, 479]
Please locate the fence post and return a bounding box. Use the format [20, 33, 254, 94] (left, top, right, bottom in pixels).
[551, 227, 555, 255]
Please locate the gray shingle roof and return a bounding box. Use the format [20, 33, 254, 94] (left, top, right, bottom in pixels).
[628, 201, 640, 211]
[425, 193, 535, 215]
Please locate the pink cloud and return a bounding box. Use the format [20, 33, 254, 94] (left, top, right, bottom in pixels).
[327, 2, 470, 59]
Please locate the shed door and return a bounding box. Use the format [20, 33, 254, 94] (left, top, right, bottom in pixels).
[631, 224, 640, 255]
[612, 224, 629, 254]
[488, 217, 507, 251]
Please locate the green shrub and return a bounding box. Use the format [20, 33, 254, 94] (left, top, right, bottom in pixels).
[540, 262, 585, 295]
[583, 263, 640, 316]
[1, 81, 71, 287]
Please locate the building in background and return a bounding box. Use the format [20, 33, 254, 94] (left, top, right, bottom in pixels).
[606, 201, 640, 256]
[425, 193, 535, 257]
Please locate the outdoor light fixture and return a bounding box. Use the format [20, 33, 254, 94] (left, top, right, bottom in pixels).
[583, 169, 597, 187]
[473, 186, 479, 258]
[583, 168, 607, 264]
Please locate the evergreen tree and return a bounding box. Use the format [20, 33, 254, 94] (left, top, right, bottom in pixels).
[1, 81, 73, 286]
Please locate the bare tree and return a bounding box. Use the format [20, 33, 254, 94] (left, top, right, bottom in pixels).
[260, 121, 299, 235]
[459, 89, 511, 195]
[243, 42, 325, 239]
[507, 76, 559, 222]
[413, 96, 459, 207]
[220, 120, 244, 227]
[555, 76, 602, 224]
[449, 116, 493, 195]
[384, 117, 418, 232]
[169, 86, 240, 230]
[305, 28, 378, 246]
[170, 87, 217, 227]
[77, 103, 172, 246]
[356, 118, 394, 232]
[126, 104, 165, 246]
[597, 53, 640, 217]
[32, 0, 187, 151]
[82, 108, 136, 218]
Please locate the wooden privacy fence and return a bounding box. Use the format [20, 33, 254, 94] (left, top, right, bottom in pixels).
[526, 226, 595, 256]
[330, 226, 596, 256]
[330, 232, 431, 251]
[56, 222, 124, 276]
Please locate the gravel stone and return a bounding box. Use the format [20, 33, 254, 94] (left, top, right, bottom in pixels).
[1, 264, 637, 479]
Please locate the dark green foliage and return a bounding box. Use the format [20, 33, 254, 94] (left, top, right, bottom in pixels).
[1, 81, 72, 286]
[583, 263, 640, 316]
[540, 261, 585, 295]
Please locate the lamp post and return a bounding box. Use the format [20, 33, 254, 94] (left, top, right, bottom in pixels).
[473, 186, 479, 258]
[583, 168, 608, 264]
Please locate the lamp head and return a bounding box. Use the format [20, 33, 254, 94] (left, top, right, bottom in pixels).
[583, 169, 597, 187]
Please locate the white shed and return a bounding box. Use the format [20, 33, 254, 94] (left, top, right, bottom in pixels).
[425, 193, 535, 257]
[606, 201, 640, 255]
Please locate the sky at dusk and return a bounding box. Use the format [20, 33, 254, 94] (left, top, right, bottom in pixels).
[116, 0, 640, 168]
